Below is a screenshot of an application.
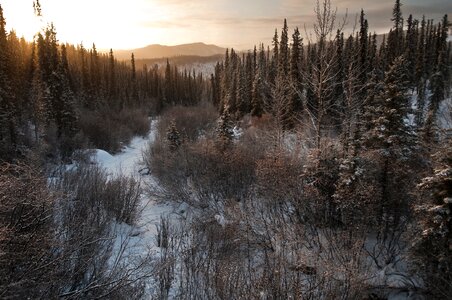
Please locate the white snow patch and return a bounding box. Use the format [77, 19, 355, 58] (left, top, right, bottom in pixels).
[233, 125, 243, 139]
[89, 119, 180, 297]
[92, 149, 114, 165]
[214, 214, 228, 227]
[438, 96, 452, 130]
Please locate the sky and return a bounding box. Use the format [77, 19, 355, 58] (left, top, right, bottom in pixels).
[1, 0, 451, 51]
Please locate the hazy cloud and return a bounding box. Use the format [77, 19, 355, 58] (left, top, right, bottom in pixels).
[3, 0, 450, 50]
[143, 0, 451, 49]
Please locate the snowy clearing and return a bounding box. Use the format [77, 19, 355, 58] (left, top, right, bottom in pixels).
[90, 119, 181, 296]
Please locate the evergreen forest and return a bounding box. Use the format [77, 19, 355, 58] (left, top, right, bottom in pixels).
[0, 0, 451, 299]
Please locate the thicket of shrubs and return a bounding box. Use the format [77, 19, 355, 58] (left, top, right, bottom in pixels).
[0, 162, 146, 299]
[142, 100, 448, 298]
[79, 107, 150, 153]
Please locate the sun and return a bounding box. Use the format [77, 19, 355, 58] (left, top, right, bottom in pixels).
[1, 0, 174, 50]
[1, 1, 41, 41]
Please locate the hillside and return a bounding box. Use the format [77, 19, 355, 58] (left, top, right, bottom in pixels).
[114, 42, 226, 60]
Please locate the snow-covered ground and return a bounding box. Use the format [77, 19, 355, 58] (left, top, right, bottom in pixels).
[87, 114, 433, 298]
[90, 119, 179, 296]
[92, 128, 153, 177]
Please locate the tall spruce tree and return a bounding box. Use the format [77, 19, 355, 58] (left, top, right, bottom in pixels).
[268, 29, 279, 84]
[251, 72, 265, 118]
[405, 14, 418, 88]
[387, 0, 404, 64]
[289, 27, 303, 116]
[0, 4, 15, 147]
[216, 111, 234, 150]
[164, 59, 172, 106]
[278, 19, 289, 76]
[359, 9, 369, 84]
[364, 55, 411, 151]
[220, 49, 230, 113]
[56, 44, 78, 142]
[108, 49, 116, 102]
[130, 53, 139, 105]
[89, 44, 101, 106]
[166, 120, 181, 151]
[413, 138, 452, 298]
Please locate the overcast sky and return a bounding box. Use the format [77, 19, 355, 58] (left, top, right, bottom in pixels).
[2, 0, 451, 50]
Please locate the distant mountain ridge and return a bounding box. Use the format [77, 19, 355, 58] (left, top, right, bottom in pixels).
[114, 42, 227, 60]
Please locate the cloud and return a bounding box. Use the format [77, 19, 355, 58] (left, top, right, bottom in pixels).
[140, 20, 190, 28]
[139, 0, 451, 49]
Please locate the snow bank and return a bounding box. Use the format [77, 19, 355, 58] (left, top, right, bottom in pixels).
[92, 149, 114, 165]
[88, 119, 180, 297]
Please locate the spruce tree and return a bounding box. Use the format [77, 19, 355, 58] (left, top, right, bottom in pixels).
[405, 14, 418, 87]
[164, 59, 172, 106]
[289, 27, 303, 115]
[166, 120, 181, 151]
[268, 29, 279, 84]
[245, 51, 253, 114]
[108, 49, 116, 103]
[273, 19, 293, 129]
[333, 29, 345, 132]
[211, 62, 222, 108]
[252, 45, 257, 74]
[368, 33, 378, 71]
[424, 51, 447, 145]
[392, 0, 403, 31]
[359, 9, 368, 83]
[381, 55, 411, 148]
[415, 16, 427, 126]
[363, 55, 411, 152]
[387, 0, 404, 64]
[258, 43, 267, 79]
[0, 4, 14, 147]
[130, 53, 139, 105]
[413, 139, 452, 298]
[216, 111, 234, 150]
[89, 44, 102, 107]
[55, 44, 78, 157]
[58, 44, 77, 131]
[236, 59, 247, 117]
[272, 29, 279, 63]
[37, 25, 60, 125]
[220, 49, 230, 113]
[251, 69, 265, 117]
[226, 49, 238, 116]
[34, 24, 78, 154]
[278, 19, 289, 76]
[439, 15, 450, 90]
[80, 44, 91, 109]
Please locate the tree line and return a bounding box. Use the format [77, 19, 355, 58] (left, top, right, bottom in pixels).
[0, 4, 207, 160]
[212, 1, 450, 141]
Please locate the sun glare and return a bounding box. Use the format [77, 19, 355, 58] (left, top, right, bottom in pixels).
[2, 1, 40, 41]
[1, 0, 174, 50]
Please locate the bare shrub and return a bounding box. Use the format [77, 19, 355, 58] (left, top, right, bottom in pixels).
[155, 216, 176, 298]
[79, 108, 150, 152]
[118, 108, 150, 138]
[255, 151, 303, 205]
[78, 110, 120, 151]
[0, 163, 56, 299]
[146, 137, 256, 209]
[104, 174, 141, 225]
[157, 103, 217, 142]
[50, 163, 145, 298]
